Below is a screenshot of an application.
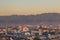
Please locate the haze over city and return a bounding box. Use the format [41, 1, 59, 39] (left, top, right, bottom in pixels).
[0, 0, 60, 16]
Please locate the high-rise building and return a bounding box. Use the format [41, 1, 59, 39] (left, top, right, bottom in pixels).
[39, 25, 42, 35]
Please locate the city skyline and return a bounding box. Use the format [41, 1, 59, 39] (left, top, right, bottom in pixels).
[0, 0, 60, 16]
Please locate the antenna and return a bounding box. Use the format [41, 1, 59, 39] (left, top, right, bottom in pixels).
[5, 25, 8, 35]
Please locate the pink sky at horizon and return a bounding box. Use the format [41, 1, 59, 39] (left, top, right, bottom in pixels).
[0, 0, 60, 16]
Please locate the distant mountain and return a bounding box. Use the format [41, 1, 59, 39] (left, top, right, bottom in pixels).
[0, 13, 60, 25]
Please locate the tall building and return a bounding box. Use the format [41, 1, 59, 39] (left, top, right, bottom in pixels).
[18, 25, 23, 32]
[39, 25, 42, 35]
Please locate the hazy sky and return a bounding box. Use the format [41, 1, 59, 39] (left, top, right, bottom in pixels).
[0, 0, 60, 16]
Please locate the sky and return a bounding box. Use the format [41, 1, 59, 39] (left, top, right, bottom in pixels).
[0, 0, 60, 16]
